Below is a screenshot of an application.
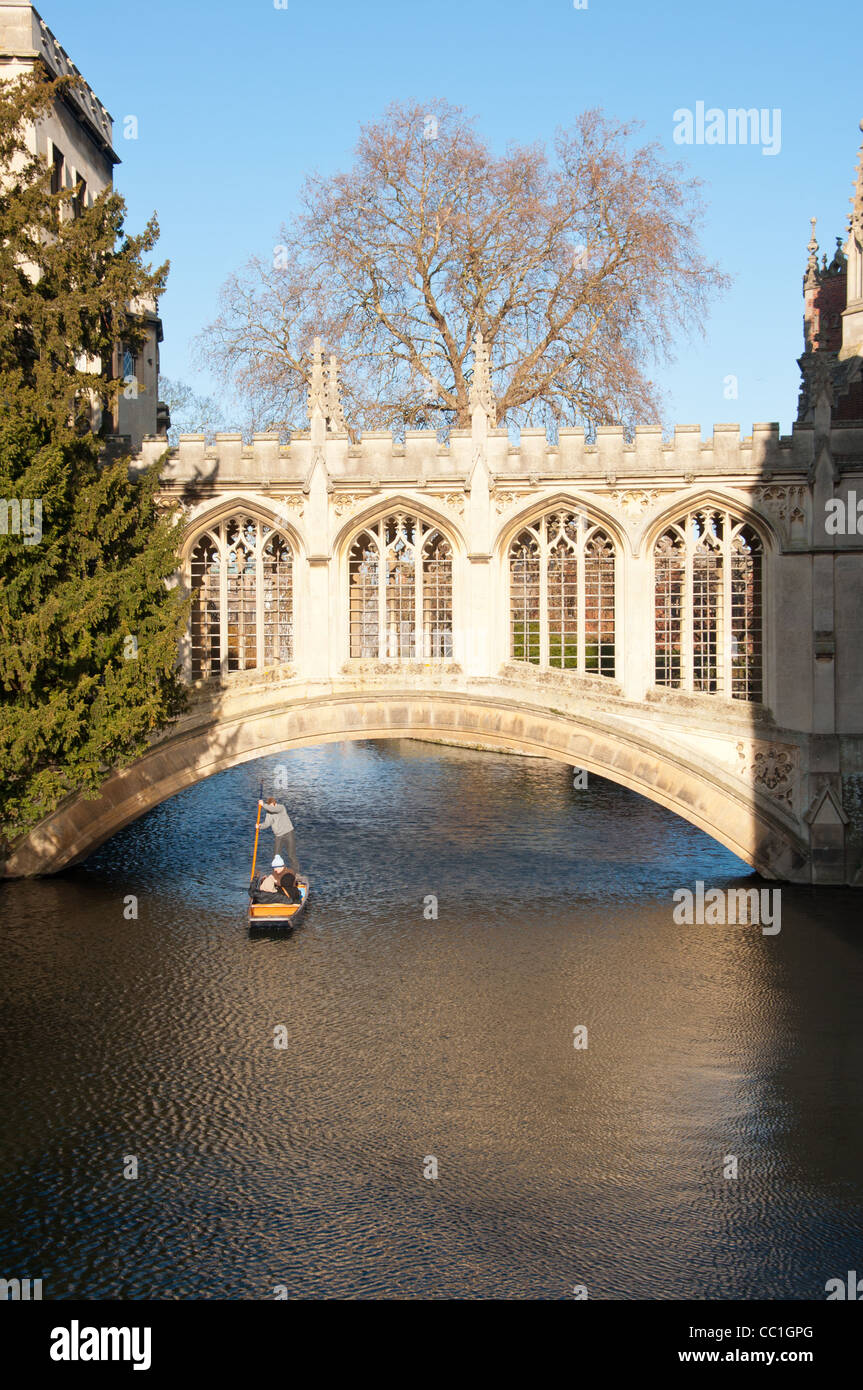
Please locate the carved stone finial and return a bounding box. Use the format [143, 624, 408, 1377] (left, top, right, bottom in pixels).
[326, 354, 347, 432]
[851, 123, 863, 236]
[828, 235, 847, 274]
[805, 217, 819, 285]
[469, 328, 496, 426]
[307, 336, 326, 424]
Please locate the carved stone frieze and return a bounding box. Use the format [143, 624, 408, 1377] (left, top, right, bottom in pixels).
[490, 488, 537, 513]
[611, 488, 660, 515]
[272, 495, 306, 521]
[331, 493, 365, 516]
[754, 485, 807, 525]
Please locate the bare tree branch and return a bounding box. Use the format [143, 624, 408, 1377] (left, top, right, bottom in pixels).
[198, 101, 728, 436]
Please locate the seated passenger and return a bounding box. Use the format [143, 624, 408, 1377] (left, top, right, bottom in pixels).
[276, 867, 302, 903]
[258, 855, 286, 894]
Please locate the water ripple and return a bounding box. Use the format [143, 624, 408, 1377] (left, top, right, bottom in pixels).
[1, 740, 862, 1299]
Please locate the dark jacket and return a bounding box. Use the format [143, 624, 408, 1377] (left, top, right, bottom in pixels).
[277, 871, 301, 903]
[249, 873, 301, 905]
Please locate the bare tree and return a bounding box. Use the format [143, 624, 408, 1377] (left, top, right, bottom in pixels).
[159, 376, 226, 444]
[200, 101, 727, 436]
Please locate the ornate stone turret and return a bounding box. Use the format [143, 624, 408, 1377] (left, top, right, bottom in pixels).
[802, 228, 845, 353]
[306, 336, 348, 434]
[468, 329, 496, 430]
[326, 354, 347, 433]
[804, 216, 819, 288]
[306, 336, 327, 428]
[840, 118, 863, 358]
[797, 122, 863, 424]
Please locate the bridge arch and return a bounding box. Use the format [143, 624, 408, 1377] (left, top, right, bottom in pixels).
[3, 684, 807, 879]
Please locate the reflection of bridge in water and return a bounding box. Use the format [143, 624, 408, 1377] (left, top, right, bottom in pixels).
[8, 325, 863, 881]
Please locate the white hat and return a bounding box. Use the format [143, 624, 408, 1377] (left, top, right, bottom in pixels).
[271, 855, 285, 868]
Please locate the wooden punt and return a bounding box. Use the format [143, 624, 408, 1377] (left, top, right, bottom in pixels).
[247, 879, 310, 930]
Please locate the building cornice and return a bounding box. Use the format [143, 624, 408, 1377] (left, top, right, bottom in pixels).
[0, 2, 119, 164]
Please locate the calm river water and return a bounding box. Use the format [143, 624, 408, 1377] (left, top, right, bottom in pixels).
[1, 740, 862, 1300]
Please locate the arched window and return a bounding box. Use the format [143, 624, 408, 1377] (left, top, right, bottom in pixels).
[654, 507, 763, 701]
[190, 534, 221, 679]
[508, 510, 616, 676]
[348, 514, 453, 659]
[189, 514, 294, 679]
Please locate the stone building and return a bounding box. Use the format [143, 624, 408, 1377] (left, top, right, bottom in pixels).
[0, 0, 165, 450]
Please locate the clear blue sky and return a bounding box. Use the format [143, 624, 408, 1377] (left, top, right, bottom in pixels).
[48, 0, 861, 435]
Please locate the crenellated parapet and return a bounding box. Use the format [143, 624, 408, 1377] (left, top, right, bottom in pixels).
[139, 419, 863, 485]
[136, 414, 863, 563]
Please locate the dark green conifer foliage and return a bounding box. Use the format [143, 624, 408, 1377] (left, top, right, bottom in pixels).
[0, 72, 187, 854]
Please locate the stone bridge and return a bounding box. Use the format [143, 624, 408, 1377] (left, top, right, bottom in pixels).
[5, 336, 862, 882]
[0, 672, 817, 880]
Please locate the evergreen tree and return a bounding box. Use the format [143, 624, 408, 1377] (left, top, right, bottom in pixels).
[0, 71, 187, 856]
